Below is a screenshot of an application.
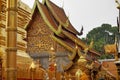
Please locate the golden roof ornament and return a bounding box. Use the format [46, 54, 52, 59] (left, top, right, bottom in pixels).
[75, 39, 78, 50]
[84, 39, 93, 55]
[89, 39, 94, 49]
[115, 0, 120, 9]
[56, 24, 62, 35]
[50, 47, 55, 52]
[78, 55, 86, 63]
[30, 61, 36, 69]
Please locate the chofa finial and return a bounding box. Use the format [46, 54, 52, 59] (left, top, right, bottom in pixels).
[115, 0, 120, 9]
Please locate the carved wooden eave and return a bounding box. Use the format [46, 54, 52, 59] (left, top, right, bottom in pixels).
[44, 0, 100, 57]
[51, 35, 77, 60]
[62, 30, 101, 56]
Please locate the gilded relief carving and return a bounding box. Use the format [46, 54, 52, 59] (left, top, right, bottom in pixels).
[27, 12, 54, 53]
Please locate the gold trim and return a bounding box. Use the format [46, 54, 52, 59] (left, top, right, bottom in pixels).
[62, 61, 73, 70]
[46, 0, 69, 27]
[78, 49, 82, 57]
[68, 50, 76, 60]
[37, 2, 62, 35]
[56, 24, 62, 35]
[62, 30, 87, 49]
[51, 35, 73, 52]
[51, 35, 76, 60]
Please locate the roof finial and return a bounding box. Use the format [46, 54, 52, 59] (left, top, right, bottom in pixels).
[67, 12, 69, 19]
[115, 0, 120, 9]
[78, 26, 83, 35]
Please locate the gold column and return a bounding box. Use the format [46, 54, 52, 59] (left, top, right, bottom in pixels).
[0, 0, 1, 21]
[6, 0, 17, 80]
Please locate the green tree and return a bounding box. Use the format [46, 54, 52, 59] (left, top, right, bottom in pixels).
[85, 24, 118, 59]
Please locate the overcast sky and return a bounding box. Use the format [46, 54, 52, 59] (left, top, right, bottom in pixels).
[21, 0, 119, 37]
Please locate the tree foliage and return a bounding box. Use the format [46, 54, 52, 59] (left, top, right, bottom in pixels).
[83, 24, 118, 59]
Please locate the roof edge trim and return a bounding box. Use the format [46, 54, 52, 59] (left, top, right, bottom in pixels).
[46, 0, 69, 27]
[36, 2, 63, 35]
[51, 35, 74, 53]
[63, 61, 73, 70]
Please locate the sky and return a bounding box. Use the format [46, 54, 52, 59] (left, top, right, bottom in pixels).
[21, 0, 119, 38]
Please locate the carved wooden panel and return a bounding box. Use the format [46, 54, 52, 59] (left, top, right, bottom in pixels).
[27, 10, 54, 53]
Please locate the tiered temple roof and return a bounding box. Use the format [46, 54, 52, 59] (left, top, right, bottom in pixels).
[25, 0, 100, 72]
[25, 0, 100, 57]
[25, 0, 101, 71]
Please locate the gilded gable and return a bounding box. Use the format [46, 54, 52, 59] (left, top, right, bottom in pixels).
[27, 9, 54, 53]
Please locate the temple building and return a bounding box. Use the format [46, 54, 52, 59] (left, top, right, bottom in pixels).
[0, 0, 119, 79]
[25, 0, 101, 79]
